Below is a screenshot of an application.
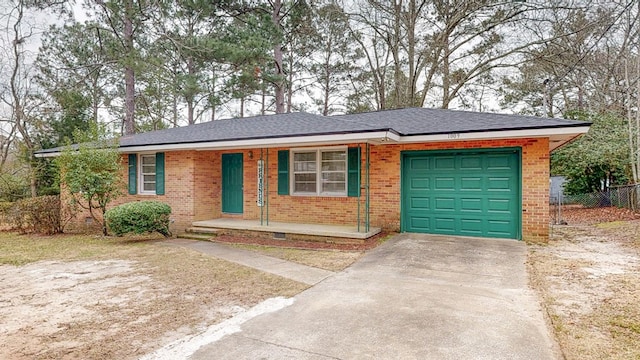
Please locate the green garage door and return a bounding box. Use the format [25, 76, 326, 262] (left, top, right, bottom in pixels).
[401, 149, 521, 239]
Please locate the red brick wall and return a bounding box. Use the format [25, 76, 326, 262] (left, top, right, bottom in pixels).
[242, 139, 549, 242]
[364, 138, 549, 242]
[64, 139, 550, 242]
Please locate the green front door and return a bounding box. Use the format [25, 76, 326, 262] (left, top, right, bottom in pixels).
[222, 153, 243, 214]
[401, 149, 521, 239]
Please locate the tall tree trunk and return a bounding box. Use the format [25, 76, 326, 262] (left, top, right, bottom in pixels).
[261, 85, 266, 115]
[9, 1, 36, 197]
[123, 0, 136, 135]
[441, 24, 451, 109]
[287, 48, 293, 113]
[187, 56, 195, 124]
[407, 0, 417, 107]
[272, 0, 285, 113]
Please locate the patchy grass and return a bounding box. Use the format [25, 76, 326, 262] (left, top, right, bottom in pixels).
[0, 232, 307, 360]
[529, 221, 640, 360]
[595, 221, 628, 229]
[0, 232, 151, 266]
[230, 244, 365, 272]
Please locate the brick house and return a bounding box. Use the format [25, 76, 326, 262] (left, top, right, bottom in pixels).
[38, 108, 589, 242]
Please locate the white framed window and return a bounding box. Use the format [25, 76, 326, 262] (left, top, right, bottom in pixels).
[139, 154, 156, 194]
[292, 147, 347, 196]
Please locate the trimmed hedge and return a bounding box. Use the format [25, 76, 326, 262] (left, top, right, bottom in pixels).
[105, 201, 171, 237]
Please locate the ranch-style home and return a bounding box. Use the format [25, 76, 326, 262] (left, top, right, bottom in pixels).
[38, 108, 590, 242]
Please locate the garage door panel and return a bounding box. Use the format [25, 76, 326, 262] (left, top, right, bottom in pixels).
[460, 198, 482, 212]
[434, 157, 455, 170]
[487, 177, 512, 191]
[434, 218, 455, 232]
[460, 219, 483, 234]
[410, 217, 431, 231]
[460, 156, 482, 170]
[410, 197, 430, 210]
[487, 220, 514, 236]
[460, 177, 482, 190]
[402, 150, 520, 240]
[487, 154, 513, 169]
[435, 197, 455, 211]
[435, 177, 455, 190]
[410, 158, 430, 170]
[487, 199, 512, 212]
[410, 177, 430, 190]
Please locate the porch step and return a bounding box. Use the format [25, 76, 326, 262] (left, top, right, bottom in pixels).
[186, 226, 221, 235]
[178, 227, 221, 241]
[179, 233, 214, 241]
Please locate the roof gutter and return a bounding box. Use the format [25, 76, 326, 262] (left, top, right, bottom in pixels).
[397, 126, 591, 144]
[35, 130, 401, 157]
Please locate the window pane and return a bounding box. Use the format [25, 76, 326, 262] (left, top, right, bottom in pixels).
[321, 161, 346, 171]
[293, 152, 316, 172]
[143, 174, 156, 183]
[294, 173, 316, 193]
[141, 155, 155, 165]
[294, 152, 316, 162]
[322, 172, 345, 182]
[142, 165, 155, 174]
[322, 151, 345, 161]
[294, 161, 316, 172]
[322, 182, 345, 193]
[140, 154, 156, 193]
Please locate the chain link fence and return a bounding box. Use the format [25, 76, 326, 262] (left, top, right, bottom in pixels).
[550, 184, 640, 225]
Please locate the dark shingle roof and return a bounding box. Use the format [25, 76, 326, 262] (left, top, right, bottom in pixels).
[36, 108, 590, 154]
[334, 108, 588, 135]
[119, 112, 388, 148]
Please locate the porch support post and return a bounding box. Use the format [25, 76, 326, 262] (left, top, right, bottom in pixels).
[366, 143, 370, 232]
[260, 148, 264, 226]
[357, 144, 361, 232]
[266, 148, 269, 226]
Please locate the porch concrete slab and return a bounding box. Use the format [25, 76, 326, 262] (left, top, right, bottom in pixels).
[161, 239, 334, 286]
[189, 233, 558, 360]
[191, 218, 381, 239]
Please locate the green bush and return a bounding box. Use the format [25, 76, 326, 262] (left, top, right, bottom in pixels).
[6, 195, 63, 234]
[105, 201, 172, 237]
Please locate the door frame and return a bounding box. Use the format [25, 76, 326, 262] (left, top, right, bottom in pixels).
[222, 153, 244, 214]
[400, 147, 522, 240]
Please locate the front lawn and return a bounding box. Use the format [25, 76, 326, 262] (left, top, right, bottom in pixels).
[0, 232, 307, 359]
[529, 220, 640, 360]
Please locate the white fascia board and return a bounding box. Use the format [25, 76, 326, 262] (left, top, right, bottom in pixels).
[397, 126, 591, 143]
[118, 131, 397, 153]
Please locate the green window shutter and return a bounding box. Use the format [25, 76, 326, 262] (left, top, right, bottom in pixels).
[277, 150, 289, 195]
[155, 152, 165, 195]
[128, 154, 137, 195]
[347, 147, 360, 197]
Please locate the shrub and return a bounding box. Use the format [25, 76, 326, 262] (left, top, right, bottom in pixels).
[105, 201, 172, 237]
[6, 195, 64, 234]
[0, 201, 13, 224]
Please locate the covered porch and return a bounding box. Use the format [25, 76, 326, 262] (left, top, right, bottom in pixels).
[189, 218, 381, 242]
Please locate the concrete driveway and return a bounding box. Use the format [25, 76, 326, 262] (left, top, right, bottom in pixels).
[190, 233, 558, 360]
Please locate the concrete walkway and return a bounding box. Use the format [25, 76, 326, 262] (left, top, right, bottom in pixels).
[187, 233, 558, 360]
[160, 238, 334, 286]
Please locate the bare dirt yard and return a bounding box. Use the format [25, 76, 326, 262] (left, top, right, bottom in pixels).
[530, 209, 640, 360]
[0, 233, 310, 360]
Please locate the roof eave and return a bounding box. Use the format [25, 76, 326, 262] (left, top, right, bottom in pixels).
[35, 130, 400, 157]
[397, 126, 591, 151]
